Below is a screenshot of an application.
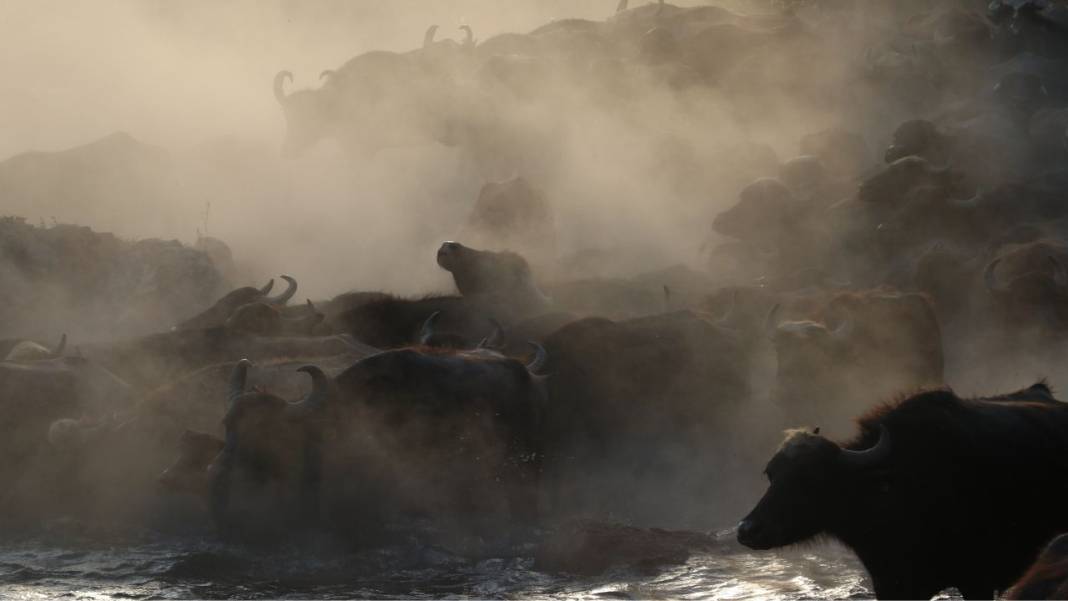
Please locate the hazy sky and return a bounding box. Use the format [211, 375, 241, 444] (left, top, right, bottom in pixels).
[0, 1, 706, 159]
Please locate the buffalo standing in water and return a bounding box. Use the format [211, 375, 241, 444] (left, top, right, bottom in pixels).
[738, 382, 1068, 599]
[209, 343, 547, 540]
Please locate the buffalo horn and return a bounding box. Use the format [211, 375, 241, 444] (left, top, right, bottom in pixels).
[295, 365, 329, 412]
[459, 25, 474, 47]
[830, 314, 855, 341]
[265, 275, 297, 306]
[257, 278, 275, 297]
[273, 71, 293, 104]
[984, 258, 1008, 294]
[765, 303, 782, 339]
[478, 318, 505, 350]
[51, 333, 67, 358]
[229, 358, 252, 405]
[526, 342, 548, 373]
[839, 425, 892, 469]
[419, 311, 441, 345]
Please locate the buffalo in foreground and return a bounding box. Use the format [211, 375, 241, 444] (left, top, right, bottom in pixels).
[738, 382, 1068, 599]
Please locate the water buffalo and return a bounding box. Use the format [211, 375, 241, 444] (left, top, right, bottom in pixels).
[712, 178, 825, 275]
[857, 156, 965, 206]
[174, 276, 297, 331]
[436, 241, 550, 314]
[738, 382, 1068, 599]
[339, 294, 494, 349]
[984, 239, 1068, 337]
[460, 177, 556, 269]
[209, 341, 547, 539]
[799, 127, 871, 177]
[539, 310, 748, 525]
[0, 354, 138, 523]
[274, 49, 455, 157]
[416, 311, 504, 351]
[712, 178, 803, 244]
[157, 429, 225, 497]
[225, 299, 323, 337]
[329, 344, 547, 529]
[767, 289, 944, 434]
[208, 360, 330, 537]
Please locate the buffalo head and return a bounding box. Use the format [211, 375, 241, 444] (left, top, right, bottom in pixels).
[738, 425, 891, 549]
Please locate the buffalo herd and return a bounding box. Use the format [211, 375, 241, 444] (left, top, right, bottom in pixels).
[8, 0, 1068, 598]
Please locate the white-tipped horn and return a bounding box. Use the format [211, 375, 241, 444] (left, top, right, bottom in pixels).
[526, 342, 547, 373]
[295, 365, 330, 412]
[831, 314, 855, 341]
[478, 318, 505, 350]
[50, 333, 67, 358]
[765, 303, 782, 340]
[984, 258, 1008, 294]
[420, 311, 441, 345]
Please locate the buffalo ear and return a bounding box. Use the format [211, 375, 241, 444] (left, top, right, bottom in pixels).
[812, 427, 821, 435]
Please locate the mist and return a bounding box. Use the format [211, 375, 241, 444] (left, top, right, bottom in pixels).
[0, 0, 782, 307]
[5, 0, 1068, 598]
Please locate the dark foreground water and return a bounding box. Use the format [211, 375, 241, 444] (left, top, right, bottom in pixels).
[0, 528, 878, 600]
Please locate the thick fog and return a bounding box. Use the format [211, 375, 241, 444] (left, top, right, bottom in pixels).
[8, 2, 1068, 596]
[0, 0, 805, 308]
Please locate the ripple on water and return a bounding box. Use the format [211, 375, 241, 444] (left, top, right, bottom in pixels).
[0, 533, 878, 600]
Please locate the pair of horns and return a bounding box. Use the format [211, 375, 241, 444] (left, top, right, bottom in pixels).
[257, 275, 298, 305]
[765, 304, 854, 341]
[985, 255, 1068, 294]
[228, 358, 329, 413]
[424, 25, 475, 48]
[419, 312, 504, 350]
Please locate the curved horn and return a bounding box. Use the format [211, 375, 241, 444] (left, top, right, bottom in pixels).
[424, 25, 439, 48]
[273, 71, 293, 104]
[717, 290, 739, 326]
[765, 303, 782, 339]
[459, 25, 474, 47]
[420, 311, 441, 345]
[616, 0, 629, 13]
[257, 278, 275, 297]
[1050, 256, 1068, 289]
[265, 275, 297, 306]
[839, 425, 892, 469]
[984, 258, 1008, 294]
[295, 365, 329, 412]
[831, 314, 855, 341]
[526, 342, 548, 373]
[229, 359, 252, 405]
[478, 318, 505, 350]
[949, 184, 984, 209]
[319, 69, 335, 81]
[50, 333, 67, 358]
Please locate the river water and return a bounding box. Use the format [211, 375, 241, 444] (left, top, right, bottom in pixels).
[1, 527, 880, 600]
